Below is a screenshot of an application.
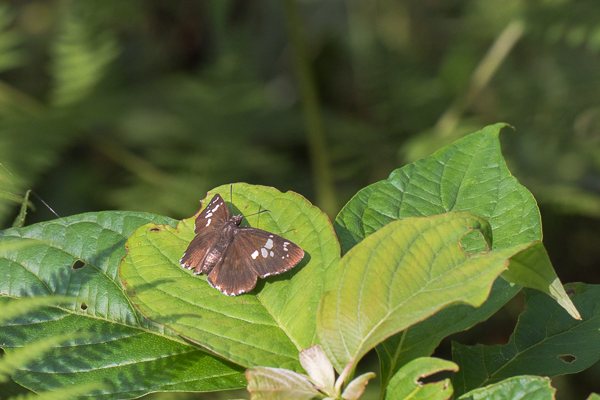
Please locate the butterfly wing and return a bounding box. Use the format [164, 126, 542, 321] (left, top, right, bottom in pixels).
[180, 194, 230, 274]
[194, 193, 230, 233]
[235, 228, 305, 278]
[207, 250, 259, 296]
[207, 228, 304, 296]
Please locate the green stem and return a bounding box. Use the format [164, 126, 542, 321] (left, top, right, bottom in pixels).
[284, 0, 337, 216]
[435, 20, 525, 137]
[92, 139, 171, 186]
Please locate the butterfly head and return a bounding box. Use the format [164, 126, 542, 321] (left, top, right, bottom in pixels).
[230, 214, 243, 226]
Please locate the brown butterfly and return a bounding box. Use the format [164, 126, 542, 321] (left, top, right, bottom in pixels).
[180, 194, 305, 296]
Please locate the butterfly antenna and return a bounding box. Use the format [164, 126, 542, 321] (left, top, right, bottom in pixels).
[242, 208, 269, 225]
[257, 205, 262, 228]
[229, 184, 233, 206]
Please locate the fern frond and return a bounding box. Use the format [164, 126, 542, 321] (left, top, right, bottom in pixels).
[0, 296, 101, 398]
[0, 298, 74, 384]
[50, 11, 119, 107]
[0, 334, 76, 383]
[0, 4, 23, 73]
[0, 296, 72, 325]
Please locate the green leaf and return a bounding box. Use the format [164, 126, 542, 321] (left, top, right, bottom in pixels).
[452, 283, 600, 396]
[0, 379, 31, 398]
[0, 211, 174, 320]
[334, 123, 578, 318]
[457, 375, 556, 400]
[385, 357, 457, 400]
[376, 278, 519, 389]
[120, 183, 340, 370]
[0, 211, 245, 399]
[335, 124, 536, 251]
[15, 382, 105, 400]
[318, 211, 533, 372]
[245, 367, 321, 400]
[503, 243, 580, 319]
[0, 331, 75, 384]
[0, 296, 75, 383]
[587, 394, 600, 400]
[0, 295, 71, 324]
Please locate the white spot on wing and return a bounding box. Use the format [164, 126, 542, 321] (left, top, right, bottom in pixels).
[270, 251, 274, 257]
[205, 212, 213, 218]
[251, 250, 259, 259]
[212, 204, 221, 212]
[206, 219, 211, 227]
[261, 248, 268, 258]
[265, 238, 274, 249]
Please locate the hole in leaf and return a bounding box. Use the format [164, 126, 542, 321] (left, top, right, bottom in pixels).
[72, 260, 85, 270]
[559, 354, 576, 363]
[417, 370, 454, 385]
[149, 227, 161, 232]
[80, 302, 88, 311]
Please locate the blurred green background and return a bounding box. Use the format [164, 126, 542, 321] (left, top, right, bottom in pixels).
[0, 0, 598, 398]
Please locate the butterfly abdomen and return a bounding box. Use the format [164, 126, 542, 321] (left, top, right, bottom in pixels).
[194, 223, 237, 274]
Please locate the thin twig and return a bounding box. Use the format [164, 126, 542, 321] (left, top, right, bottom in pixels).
[435, 20, 525, 137]
[284, 0, 337, 216]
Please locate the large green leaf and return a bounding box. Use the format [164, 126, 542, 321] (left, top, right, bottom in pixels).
[335, 124, 539, 252]
[457, 376, 556, 400]
[385, 357, 457, 400]
[452, 283, 600, 396]
[0, 212, 244, 398]
[120, 183, 340, 370]
[0, 297, 74, 383]
[377, 245, 578, 388]
[318, 211, 534, 372]
[376, 278, 519, 390]
[334, 123, 577, 318]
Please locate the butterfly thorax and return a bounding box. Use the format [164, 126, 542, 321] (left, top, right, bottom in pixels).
[202, 217, 243, 271]
[230, 215, 243, 226]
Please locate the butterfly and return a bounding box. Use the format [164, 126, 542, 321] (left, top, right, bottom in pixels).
[179, 194, 305, 296]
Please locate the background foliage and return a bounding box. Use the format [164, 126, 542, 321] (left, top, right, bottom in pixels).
[0, 0, 599, 399]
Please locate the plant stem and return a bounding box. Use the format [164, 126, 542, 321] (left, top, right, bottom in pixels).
[435, 19, 525, 137]
[92, 139, 171, 186]
[283, 0, 337, 216]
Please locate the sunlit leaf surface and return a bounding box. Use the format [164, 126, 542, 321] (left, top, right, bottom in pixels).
[0, 211, 245, 399]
